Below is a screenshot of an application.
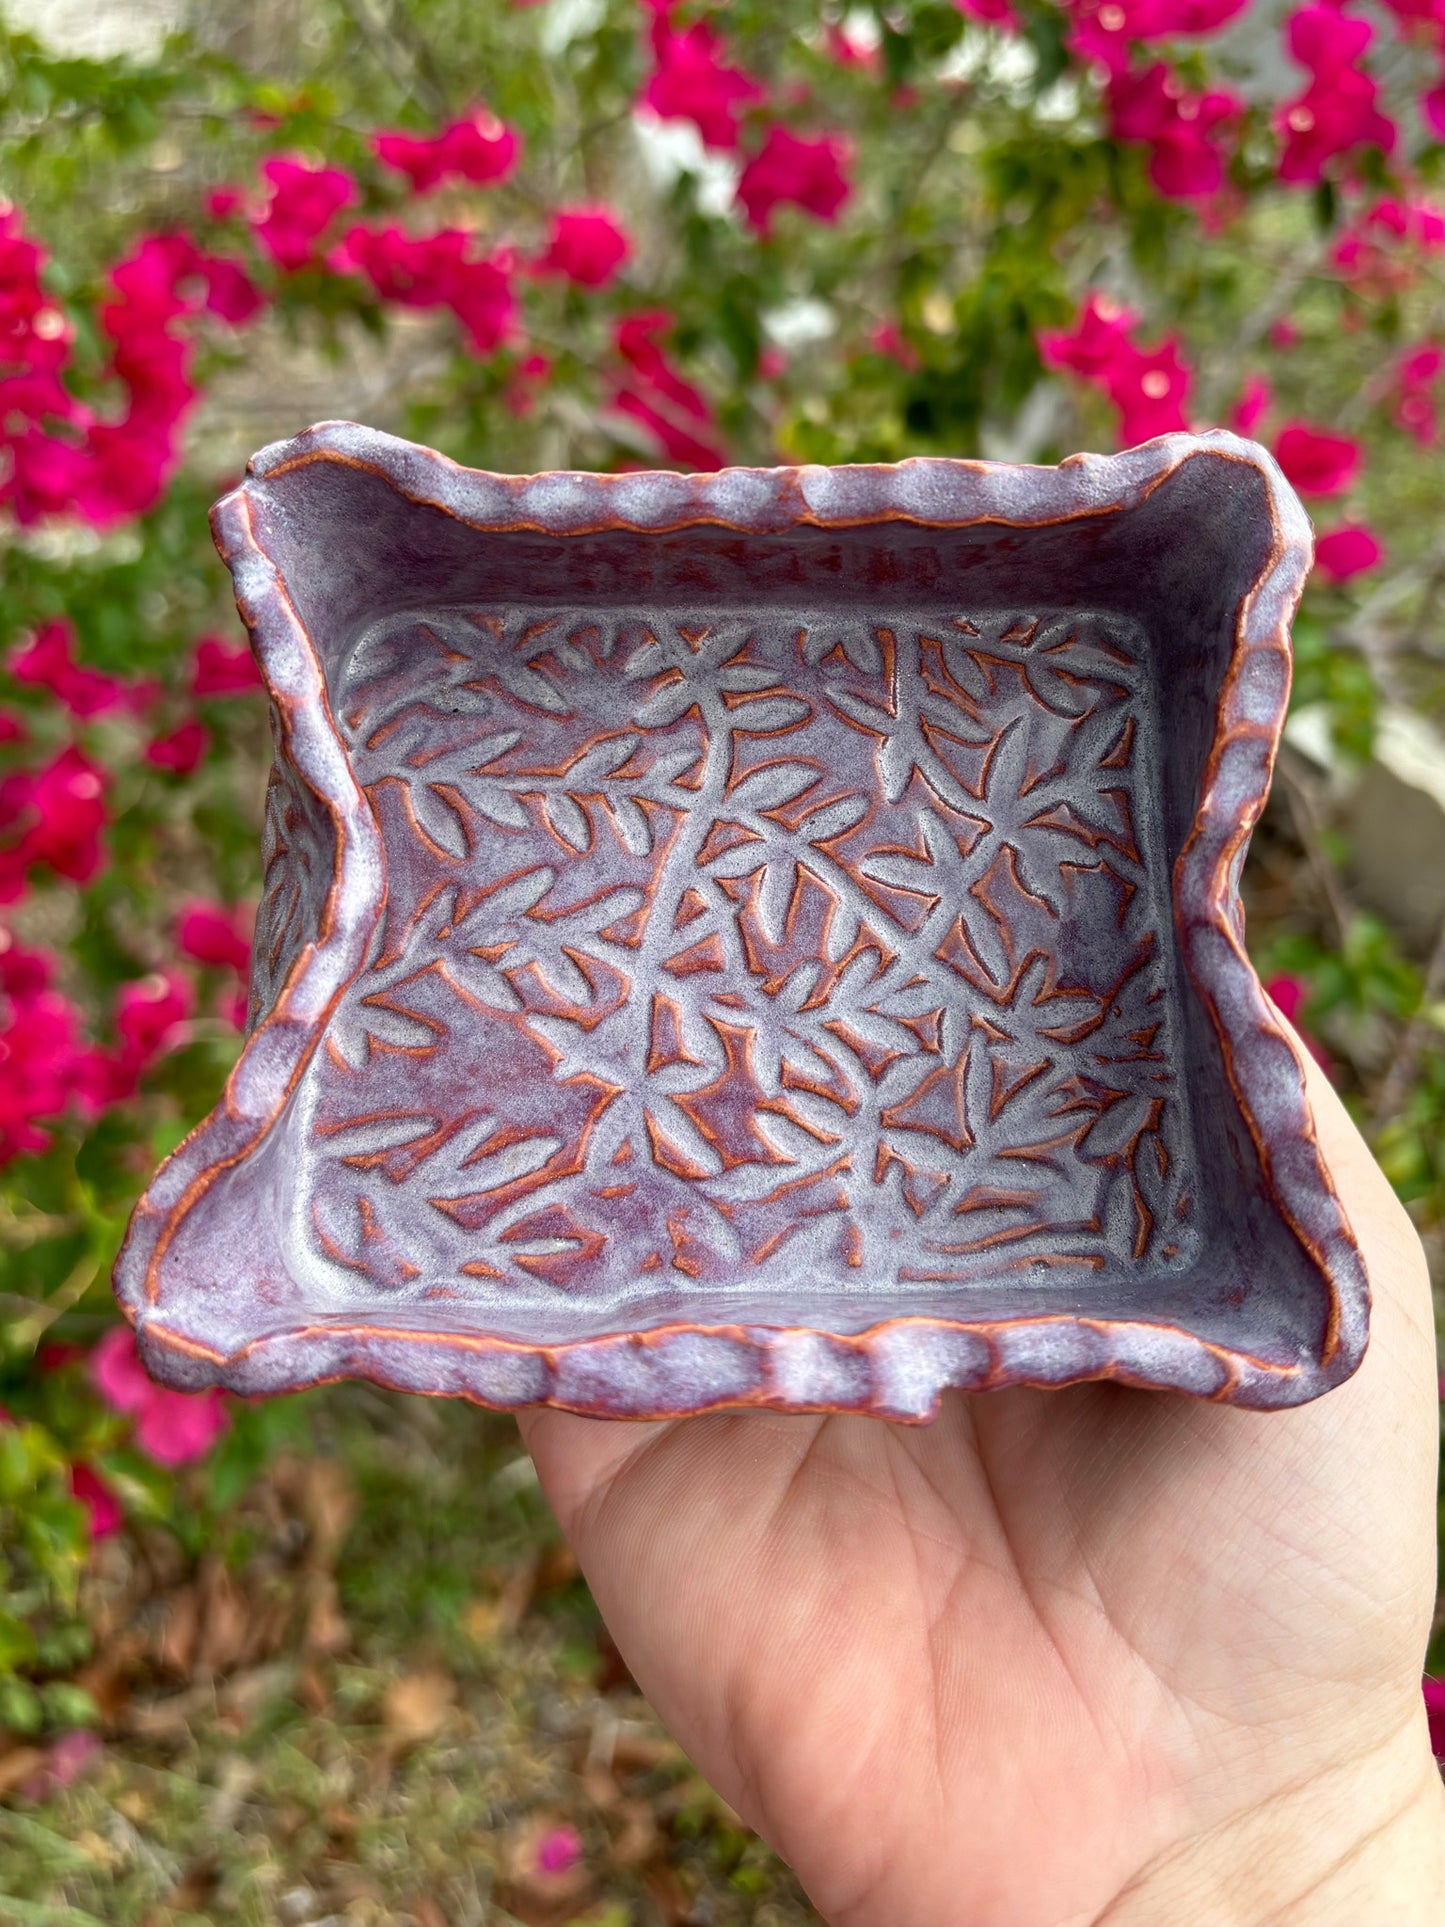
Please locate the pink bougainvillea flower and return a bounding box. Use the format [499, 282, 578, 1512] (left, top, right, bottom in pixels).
[89, 1326, 229, 1468]
[1393, 342, 1443, 446]
[178, 900, 252, 976]
[110, 969, 194, 1096]
[144, 719, 210, 776]
[1264, 973, 1333, 1074]
[825, 22, 884, 68]
[205, 185, 244, 220]
[535, 207, 632, 288]
[954, 0, 1022, 27]
[374, 109, 520, 192]
[334, 223, 463, 306]
[1329, 195, 1444, 293]
[641, 14, 766, 150]
[1427, 1677, 1445, 1763]
[1066, 0, 1251, 74]
[335, 225, 516, 353]
[70, 1462, 122, 1541]
[1276, 76, 1398, 180]
[1107, 62, 1243, 200]
[1423, 81, 1445, 138]
[0, 710, 24, 748]
[1275, 5, 1397, 182]
[36, 1730, 102, 1796]
[1112, 337, 1191, 441]
[1040, 294, 1191, 444]
[1038, 291, 1138, 379]
[609, 309, 727, 469]
[503, 349, 553, 418]
[198, 253, 265, 326]
[0, 746, 110, 887]
[252, 157, 359, 271]
[1314, 523, 1383, 582]
[0, 937, 108, 1162]
[736, 126, 853, 233]
[439, 251, 516, 355]
[535, 1825, 583, 1876]
[8, 620, 128, 718]
[1274, 421, 1362, 495]
[1378, 0, 1444, 27]
[115, 967, 193, 1056]
[1286, 2, 1373, 71]
[1231, 373, 1272, 435]
[89, 1325, 152, 1411]
[192, 634, 262, 697]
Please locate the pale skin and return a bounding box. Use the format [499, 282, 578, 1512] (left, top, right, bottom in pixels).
[518, 1043, 1445, 1926]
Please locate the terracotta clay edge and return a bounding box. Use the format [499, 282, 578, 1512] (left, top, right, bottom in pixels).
[135, 1307, 1320, 1418]
[111, 486, 388, 1308]
[113, 426, 1368, 1414]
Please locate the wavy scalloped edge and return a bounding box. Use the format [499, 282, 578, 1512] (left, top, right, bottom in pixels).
[113, 425, 1370, 1417]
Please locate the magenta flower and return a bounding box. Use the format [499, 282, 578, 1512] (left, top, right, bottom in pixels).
[144, 718, 210, 776]
[178, 900, 252, 976]
[1264, 974, 1333, 1075]
[336, 225, 516, 354]
[205, 185, 244, 221]
[641, 15, 765, 151]
[1230, 374, 1272, 435]
[70, 1462, 122, 1540]
[109, 969, 194, 1097]
[1273, 422, 1362, 496]
[1394, 343, 1442, 447]
[89, 1326, 229, 1468]
[535, 1825, 583, 1876]
[610, 310, 727, 469]
[737, 127, 853, 234]
[535, 208, 631, 288]
[8, 621, 128, 719]
[252, 157, 359, 271]
[1314, 524, 1383, 583]
[1107, 62, 1242, 201]
[374, 109, 520, 191]
[0, 940, 108, 1163]
[1040, 294, 1191, 444]
[192, 635, 262, 698]
[1066, 0, 1251, 74]
[954, 0, 1022, 27]
[1275, 5, 1396, 182]
[197, 253, 264, 326]
[0, 745, 110, 887]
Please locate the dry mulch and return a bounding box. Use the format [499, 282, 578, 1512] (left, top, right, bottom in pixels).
[0, 1393, 815, 1927]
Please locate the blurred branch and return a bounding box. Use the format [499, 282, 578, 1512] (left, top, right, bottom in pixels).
[1374, 918, 1445, 1127]
[1276, 745, 1353, 948]
[334, 0, 450, 122]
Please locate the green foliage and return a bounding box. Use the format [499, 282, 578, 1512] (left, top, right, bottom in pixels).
[0, 1422, 93, 1740]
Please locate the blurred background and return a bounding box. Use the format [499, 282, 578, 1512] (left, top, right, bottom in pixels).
[0, 0, 1439, 1920]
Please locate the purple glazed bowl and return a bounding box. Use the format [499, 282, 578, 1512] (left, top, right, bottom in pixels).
[113, 424, 1368, 1418]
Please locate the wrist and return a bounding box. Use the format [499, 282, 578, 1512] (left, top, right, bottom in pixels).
[1103, 1713, 1445, 1927]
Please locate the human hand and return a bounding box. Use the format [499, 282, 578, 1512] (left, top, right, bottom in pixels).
[518, 1046, 1444, 1926]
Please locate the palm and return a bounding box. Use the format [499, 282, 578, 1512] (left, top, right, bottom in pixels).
[520, 1059, 1440, 1925]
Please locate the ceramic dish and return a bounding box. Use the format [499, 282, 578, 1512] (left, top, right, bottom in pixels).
[113, 424, 1368, 1416]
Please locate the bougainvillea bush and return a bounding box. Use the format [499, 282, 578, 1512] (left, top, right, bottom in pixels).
[0, 0, 1440, 1743]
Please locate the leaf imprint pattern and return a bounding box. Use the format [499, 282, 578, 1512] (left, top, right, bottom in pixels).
[263, 605, 1199, 1309]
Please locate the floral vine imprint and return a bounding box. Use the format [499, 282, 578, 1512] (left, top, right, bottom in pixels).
[263, 603, 1199, 1309]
